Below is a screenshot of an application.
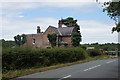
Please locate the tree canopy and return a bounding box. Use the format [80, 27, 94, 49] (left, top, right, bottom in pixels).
[14, 34, 27, 46]
[97, 0, 120, 33]
[61, 17, 80, 32]
[60, 17, 82, 46]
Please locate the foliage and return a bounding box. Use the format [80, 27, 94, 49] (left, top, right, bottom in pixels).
[2, 55, 109, 79]
[78, 45, 87, 50]
[60, 17, 82, 46]
[21, 34, 27, 44]
[72, 33, 82, 47]
[97, 0, 120, 32]
[47, 33, 57, 48]
[1, 39, 16, 48]
[2, 47, 88, 73]
[112, 22, 120, 33]
[84, 43, 118, 51]
[87, 49, 100, 57]
[14, 34, 27, 46]
[61, 17, 80, 31]
[102, 1, 120, 21]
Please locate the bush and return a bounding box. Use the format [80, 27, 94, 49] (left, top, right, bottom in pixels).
[78, 45, 86, 50]
[87, 49, 100, 57]
[2, 47, 88, 73]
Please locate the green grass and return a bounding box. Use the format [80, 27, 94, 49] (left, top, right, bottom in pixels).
[2, 55, 110, 79]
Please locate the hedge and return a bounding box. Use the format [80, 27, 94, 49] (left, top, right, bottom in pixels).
[87, 49, 100, 57]
[2, 47, 88, 73]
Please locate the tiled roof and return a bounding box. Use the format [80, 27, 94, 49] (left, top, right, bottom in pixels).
[26, 26, 74, 36]
[58, 27, 74, 35]
[50, 26, 74, 35]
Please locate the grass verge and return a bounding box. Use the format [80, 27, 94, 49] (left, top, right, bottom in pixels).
[2, 55, 112, 79]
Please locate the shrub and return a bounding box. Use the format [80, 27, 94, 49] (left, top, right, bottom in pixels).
[87, 49, 100, 57]
[2, 47, 88, 73]
[78, 45, 86, 50]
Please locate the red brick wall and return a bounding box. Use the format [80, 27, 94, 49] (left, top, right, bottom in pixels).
[24, 34, 43, 48]
[62, 36, 72, 45]
[43, 26, 58, 48]
[24, 26, 74, 48]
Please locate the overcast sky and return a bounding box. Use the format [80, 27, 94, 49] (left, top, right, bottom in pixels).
[0, 0, 118, 44]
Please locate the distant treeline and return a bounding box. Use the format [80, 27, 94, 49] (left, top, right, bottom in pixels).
[1, 39, 16, 48]
[83, 42, 119, 51]
[1, 39, 119, 51]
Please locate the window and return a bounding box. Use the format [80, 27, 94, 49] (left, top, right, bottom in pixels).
[32, 38, 35, 44]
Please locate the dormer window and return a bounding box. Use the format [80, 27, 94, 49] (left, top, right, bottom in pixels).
[32, 38, 35, 44]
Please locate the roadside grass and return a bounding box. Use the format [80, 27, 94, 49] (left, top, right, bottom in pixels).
[2, 55, 110, 79]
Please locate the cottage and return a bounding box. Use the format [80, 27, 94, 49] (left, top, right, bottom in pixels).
[24, 20, 78, 48]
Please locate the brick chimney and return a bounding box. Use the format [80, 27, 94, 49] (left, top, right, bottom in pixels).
[37, 26, 41, 33]
[58, 20, 62, 28]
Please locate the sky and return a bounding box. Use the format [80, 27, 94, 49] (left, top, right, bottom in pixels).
[0, 0, 119, 44]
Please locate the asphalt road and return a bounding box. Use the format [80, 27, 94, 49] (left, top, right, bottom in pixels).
[17, 58, 119, 80]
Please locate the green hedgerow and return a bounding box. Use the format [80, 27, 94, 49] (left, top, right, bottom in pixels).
[2, 47, 88, 73]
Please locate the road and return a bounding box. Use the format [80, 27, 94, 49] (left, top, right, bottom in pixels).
[16, 58, 119, 80]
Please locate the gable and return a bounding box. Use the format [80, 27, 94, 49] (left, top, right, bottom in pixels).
[43, 26, 58, 35]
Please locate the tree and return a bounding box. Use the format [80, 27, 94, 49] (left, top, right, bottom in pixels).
[60, 17, 82, 46]
[21, 34, 27, 44]
[14, 34, 26, 46]
[14, 35, 21, 46]
[61, 17, 80, 32]
[97, 0, 120, 33]
[47, 33, 57, 48]
[72, 33, 82, 47]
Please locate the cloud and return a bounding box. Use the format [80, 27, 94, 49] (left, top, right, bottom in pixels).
[1, 17, 118, 43]
[77, 20, 118, 43]
[18, 15, 24, 18]
[0, 2, 96, 19]
[1, 0, 94, 2]
[0, 1, 117, 43]
[1, 3, 41, 11]
[1, 0, 113, 2]
[1, 1, 96, 11]
[1, 17, 58, 40]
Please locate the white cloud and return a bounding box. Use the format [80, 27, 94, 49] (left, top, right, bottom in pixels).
[1, 17, 118, 44]
[1, 0, 114, 2]
[1, 1, 96, 11]
[0, 2, 96, 19]
[1, 17, 58, 40]
[1, 0, 95, 2]
[0, 1, 118, 43]
[1, 3, 41, 11]
[18, 15, 24, 18]
[78, 20, 118, 44]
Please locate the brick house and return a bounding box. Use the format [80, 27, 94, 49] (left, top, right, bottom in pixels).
[24, 20, 77, 48]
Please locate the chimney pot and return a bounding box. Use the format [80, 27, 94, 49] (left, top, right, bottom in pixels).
[37, 26, 41, 33]
[58, 20, 62, 28]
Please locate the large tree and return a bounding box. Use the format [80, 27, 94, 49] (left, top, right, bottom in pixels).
[61, 17, 80, 32]
[60, 17, 82, 46]
[97, 0, 120, 33]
